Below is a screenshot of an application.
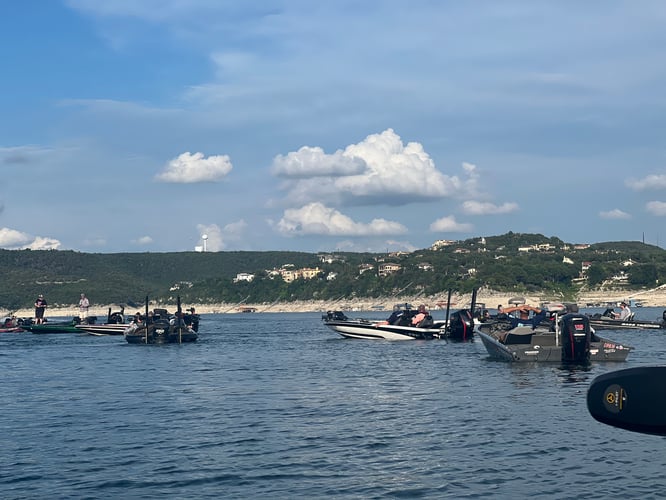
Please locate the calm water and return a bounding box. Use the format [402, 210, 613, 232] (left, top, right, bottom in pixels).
[2, 308, 666, 499]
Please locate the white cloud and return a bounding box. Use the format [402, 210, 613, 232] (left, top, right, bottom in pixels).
[599, 209, 631, 219]
[385, 239, 418, 252]
[0, 228, 61, 250]
[197, 223, 223, 251]
[273, 129, 478, 206]
[155, 152, 233, 183]
[272, 146, 367, 178]
[626, 174, 666, 191]
[646, 201, 666, 216]
[429, 215, 474, 233]
[0, 228, 35, 248]
[26, 237, 62, 250]
[332, 238, 417, 253]
[135, 236, 153, 245]
[276, 202, 408, 236]
[462, 200, 519, 215]
[196, 220, 247, 251]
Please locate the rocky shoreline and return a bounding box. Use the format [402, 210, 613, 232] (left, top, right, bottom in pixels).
[5, 286, 666, 319]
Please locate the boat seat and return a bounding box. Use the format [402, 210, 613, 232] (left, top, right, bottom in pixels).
[503, 326, 534, 345]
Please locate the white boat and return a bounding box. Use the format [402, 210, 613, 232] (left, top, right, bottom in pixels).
[322, 309, 474, 341]
[75, 323, 128, 336]
[323, 317, 445, 340]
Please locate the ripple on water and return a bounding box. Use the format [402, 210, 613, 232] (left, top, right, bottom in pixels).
[1, 312, 666, 498]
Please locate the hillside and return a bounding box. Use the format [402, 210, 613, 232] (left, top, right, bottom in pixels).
[1, 233, 665, 311]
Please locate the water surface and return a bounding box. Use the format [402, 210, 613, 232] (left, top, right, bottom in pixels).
[1, 309, 666, 499]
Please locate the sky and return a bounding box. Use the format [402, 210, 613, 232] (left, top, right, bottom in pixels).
[2, 1, 666, 254]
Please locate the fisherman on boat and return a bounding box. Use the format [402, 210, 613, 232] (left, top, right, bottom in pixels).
[503, 304, 548, 330]
[411, 304, 434, 328]
[611, 301, 632, 320]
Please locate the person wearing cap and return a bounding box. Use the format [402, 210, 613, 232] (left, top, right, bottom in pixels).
[613, 302, 632, 320]
[34, 294, 48, 324]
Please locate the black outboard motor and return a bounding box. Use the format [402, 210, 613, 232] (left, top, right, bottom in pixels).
[662, 310, 666, 323]
[448, 310, 474, 341]
[560, 313, 591, 364]
[323, 310, 348, 322]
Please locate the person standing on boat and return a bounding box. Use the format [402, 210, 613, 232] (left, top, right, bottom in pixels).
[613, 302, 632, 320]
[78, 293, 90, 322]
[34, 294, 47, 324]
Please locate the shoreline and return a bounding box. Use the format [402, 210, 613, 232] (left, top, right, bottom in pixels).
[5, 287, 666, 318]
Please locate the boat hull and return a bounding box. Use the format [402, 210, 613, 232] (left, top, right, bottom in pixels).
[125, 323, 198, 344]
[23, 323, 81, 334]
[324, 319, 444, 340]
[588, 318, 666, 331]
[477, 329, 633, 362]
[75, 324, 129, 336]
[0, 327, 24, 333]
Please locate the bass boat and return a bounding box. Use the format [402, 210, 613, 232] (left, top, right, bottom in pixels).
[22, 319, 83, 334]
[322, 308, 474, 341]
[124, 297, 199, 344]
[587, 309, 666, 331]
[476, 308, 633, 363]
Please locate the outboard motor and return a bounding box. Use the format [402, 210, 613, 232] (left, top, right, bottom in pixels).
[662, 310, 666, 323]
[323, 310, 348, 322]
[448, 310, 474, 341]
[560, 313, 591, 364]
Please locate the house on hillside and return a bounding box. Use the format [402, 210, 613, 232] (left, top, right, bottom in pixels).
[358, 263, 375, 275]
[378, 263, 401, 277]
[233, 273, 255, 283]
[431, 239, 456, 250]
[280, 267, 321, 283]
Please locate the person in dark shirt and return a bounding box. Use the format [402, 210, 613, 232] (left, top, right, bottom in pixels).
[34, 294, 48, 324]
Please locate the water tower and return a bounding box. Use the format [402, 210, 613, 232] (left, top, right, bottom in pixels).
[202, 234, 208, 252]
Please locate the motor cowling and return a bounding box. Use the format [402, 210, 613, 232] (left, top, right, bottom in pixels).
[448, 310, 474, 340]
[560, 313, 591, 364]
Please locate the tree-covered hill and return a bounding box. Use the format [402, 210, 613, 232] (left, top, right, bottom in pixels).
[1, 233, 665, 310]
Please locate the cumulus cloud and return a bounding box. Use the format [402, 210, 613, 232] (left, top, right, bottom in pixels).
[26, 237, 62, 250]
[646, 201, 666, 216]
[429, 215, 474, 233]
[155, 152, 233, 183]
[272, 129, 479, 206]
[626, 174, 666, 191]
[272, 146, 367, 178]
[332, 238, 417, 253]
[0, 228, 61, 250]
[196, 220, 247, 251]
[276, 202, 407, 236]
[461, 200, 519, 215]
[599, 209, 631, 219]
[134, 236, 153, 245]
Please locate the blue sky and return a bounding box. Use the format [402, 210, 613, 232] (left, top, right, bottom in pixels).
[2, 1, 666, 253]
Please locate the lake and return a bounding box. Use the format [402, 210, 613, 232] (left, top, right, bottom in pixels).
[2, 308, 666, 499]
